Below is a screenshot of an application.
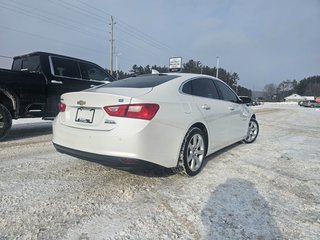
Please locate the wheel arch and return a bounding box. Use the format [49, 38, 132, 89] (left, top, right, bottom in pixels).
[188, 122, 209, 155]
[0, 86, 19, 119]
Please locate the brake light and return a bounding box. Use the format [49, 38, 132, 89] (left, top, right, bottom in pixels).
[104, 104, 159, 120]
[58, 102, 66, 112]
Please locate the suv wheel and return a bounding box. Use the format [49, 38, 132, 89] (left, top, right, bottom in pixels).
[0, 104, 12, 141]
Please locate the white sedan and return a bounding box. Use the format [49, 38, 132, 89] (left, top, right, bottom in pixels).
[52, 73, 259, 176]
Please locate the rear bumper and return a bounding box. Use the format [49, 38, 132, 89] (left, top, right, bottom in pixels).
[52, 116, 186, 168]
[53, 143, 154, 168]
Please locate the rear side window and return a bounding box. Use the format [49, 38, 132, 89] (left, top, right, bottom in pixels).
[51, 57, 81, 78]
[214, 80, 238, 102]
[12, 56, 40, 72]
[101, 75, 178, 88]
[182, 78, 219, 99]
[12, 59, 22, 71]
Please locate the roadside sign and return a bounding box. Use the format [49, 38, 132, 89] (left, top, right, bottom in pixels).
[169, 57, 182, 72]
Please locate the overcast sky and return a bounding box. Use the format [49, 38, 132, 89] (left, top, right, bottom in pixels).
[0, 0, 319, 90]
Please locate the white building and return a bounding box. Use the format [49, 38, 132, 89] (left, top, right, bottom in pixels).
[284, 94, 314, 102]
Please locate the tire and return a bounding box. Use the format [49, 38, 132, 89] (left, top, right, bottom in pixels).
[243, 118, 259, 144]
[0, 104, 12, 141]
[178, 127, 206, 176]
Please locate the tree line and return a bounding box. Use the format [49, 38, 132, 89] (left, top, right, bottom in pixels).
[263, 75, 320, 101]
[108, 59, 252, 97]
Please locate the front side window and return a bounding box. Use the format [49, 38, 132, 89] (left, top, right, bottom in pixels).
[80, 63, 110, 81]
[51, 57, 81, 78]
[182, 78, 219, 99]
[214, 80, 238, 102]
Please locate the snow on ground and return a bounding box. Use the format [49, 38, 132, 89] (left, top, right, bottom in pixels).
[0, 103, 319, 239]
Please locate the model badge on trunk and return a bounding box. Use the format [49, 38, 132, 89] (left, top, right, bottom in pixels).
[77, 100, 86, 106]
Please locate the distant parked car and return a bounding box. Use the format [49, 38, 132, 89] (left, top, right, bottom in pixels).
[301, 100, 320, 108]
[53, 73, 259, 176]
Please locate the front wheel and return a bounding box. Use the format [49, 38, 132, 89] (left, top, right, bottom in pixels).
[178, 127, 206, 176]
[0, 104, 12, 141]
[243, 118, 259, 144]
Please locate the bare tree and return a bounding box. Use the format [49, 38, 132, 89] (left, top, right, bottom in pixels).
[263, 83, 277, 101]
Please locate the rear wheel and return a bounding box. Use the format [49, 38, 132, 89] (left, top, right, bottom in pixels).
[178, 127, 206, 176]
[243, 118, 259, 144]
[0, 104, 12, 141]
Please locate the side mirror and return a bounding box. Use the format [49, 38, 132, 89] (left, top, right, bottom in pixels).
[239, 96, 252, 105]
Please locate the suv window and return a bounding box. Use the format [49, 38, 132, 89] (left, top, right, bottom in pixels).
[12, 56, 41, 72]
[79, 63, 110, 81]
[51, 57, 81, 79]
[214, 80, 238, 102]
[182, 78, 219, 99]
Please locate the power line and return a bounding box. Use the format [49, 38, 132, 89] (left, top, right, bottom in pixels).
[50, 0, 106, 23]
[116, 20, 175, 52]
[0, 55, 12, 59]
[0, 2, 106, 40]
[46, 1, 168, 56]
[72, 0, 175, 53]
[0, 25, 106, 57]
[1, 0, 176, 70]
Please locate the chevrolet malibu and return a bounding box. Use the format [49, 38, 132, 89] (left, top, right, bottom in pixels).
[53, 73, 259, 176]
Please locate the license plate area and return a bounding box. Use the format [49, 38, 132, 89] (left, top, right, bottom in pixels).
[75, 107, 95, 123]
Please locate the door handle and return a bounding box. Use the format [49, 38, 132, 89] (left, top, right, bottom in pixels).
[202, 104, 211, 110]
[228, 106, 235, 111]
[90, 84, 97, 88]
[51, 80, 63, 84]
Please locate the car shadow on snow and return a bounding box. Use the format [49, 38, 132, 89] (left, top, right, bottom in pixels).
[202, 178, 282, 239]
[89, 159, 176, 178]
[123, 141, 246, 177]
[202, 142, 243, 169]
[84, 142, 245, 178]
[4, 122, 52, 141]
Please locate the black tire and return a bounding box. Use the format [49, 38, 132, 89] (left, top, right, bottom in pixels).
[243, 118, 259, 144]
[178, 127, 206, 176]
[0, 104, 12, 141]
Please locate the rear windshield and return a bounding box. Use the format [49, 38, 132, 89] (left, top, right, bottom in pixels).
[100, 75, 178, 88]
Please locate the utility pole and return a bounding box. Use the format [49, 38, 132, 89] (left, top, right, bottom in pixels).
[109, 16, 115, 76]
[216, 56, 219, 78]
[115, 52, 122, 80]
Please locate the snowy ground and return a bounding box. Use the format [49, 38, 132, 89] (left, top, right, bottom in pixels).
[0, 103, 319, 239]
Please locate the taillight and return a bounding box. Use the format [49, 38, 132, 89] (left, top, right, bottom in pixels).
[58, 102, 66, 112]
[104, 104, 159, 120]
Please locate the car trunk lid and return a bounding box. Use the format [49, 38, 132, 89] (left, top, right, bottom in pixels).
[58, 88, 152, 130]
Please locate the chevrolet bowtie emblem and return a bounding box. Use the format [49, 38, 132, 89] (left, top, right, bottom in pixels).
[77, 100, 86, 106]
